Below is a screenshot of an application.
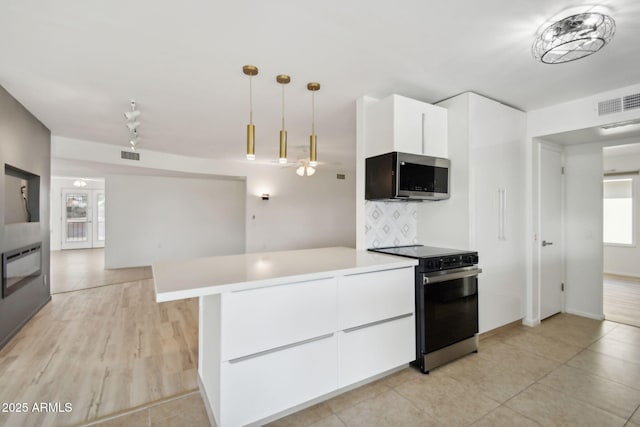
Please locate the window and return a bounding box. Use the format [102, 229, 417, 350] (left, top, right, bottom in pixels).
[603, 178, 634, 245]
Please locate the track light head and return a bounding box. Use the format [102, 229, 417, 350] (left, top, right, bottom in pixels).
[126, 121, 140, 131]
[124, 110, 141, 120]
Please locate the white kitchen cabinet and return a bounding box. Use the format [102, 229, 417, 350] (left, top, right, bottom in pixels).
[221, 277, 336, 361]
[365, 94, 448, 158]
[418, 92, 526, 334]
[338, 267, 414, 330]
[220, 334, 337, 427]
[338, 314, 415, 387]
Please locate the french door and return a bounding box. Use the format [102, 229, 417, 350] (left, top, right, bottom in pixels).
[61, 189, 105, 249]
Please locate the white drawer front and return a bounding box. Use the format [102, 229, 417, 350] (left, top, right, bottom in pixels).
[221, 278, 337, 361]
[338, 313, 415, 388]
[221, 334, 337, 427]
[338, 267, 414, 330]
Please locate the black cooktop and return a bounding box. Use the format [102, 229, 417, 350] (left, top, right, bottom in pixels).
[369, 245, 478, 272]
[369, 245, 470, 259]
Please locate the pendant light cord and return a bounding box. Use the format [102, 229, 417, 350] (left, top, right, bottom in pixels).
[249, 75, 254, 125]
[311, 90, 315, 135]
[281, 83, 285, 130]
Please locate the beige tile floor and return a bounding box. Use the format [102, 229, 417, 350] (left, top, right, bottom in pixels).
[92, 313, 640, 427]
[50, 248, 152, 294]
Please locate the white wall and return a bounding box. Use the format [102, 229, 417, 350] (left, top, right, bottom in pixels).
[105, 174, 245, 268]
[526, 83, 640, 324]
[603, 151, 640, 277]
[52, 136, 356, 257]
[50, 177, 105, 251]
[563, 143, 604, 318]
[244, 165, 355, 253]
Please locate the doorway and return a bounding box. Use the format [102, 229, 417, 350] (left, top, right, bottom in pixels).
[61, 188, 105, 249]
[602, 143, 640, 327]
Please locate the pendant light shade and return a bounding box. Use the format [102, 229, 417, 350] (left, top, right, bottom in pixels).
[277, 74, 290, 164]
[307, 82, 320, 167]
[532, 12, 615, 64]
[243, 65, 259, 160]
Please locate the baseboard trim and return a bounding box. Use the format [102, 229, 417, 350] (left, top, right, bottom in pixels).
[564, 308, 605, 321]
[0, 295, 52, 350]
[479, 319, 523, 340]
[604, 272, 640, 281]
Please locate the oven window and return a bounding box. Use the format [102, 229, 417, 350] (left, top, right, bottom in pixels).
[423, 276, 478, 353]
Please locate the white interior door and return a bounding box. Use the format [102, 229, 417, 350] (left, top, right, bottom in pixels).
[62, 189, 93, 249]
[540, 145, 564, 320]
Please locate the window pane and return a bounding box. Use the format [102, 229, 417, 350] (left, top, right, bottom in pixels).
[603, 179, 633, 245]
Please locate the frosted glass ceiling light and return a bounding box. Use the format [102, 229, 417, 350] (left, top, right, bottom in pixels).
[243, 65, 259, 160]
[307, 82, 320, 167]
[532, 12, 615, 64]
[277, 74, 291, 164]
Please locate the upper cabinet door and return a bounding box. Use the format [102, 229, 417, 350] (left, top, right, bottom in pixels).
[364, 94, 448, 158]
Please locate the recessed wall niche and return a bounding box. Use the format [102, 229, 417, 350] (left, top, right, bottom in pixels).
[4, 164, 40, 224]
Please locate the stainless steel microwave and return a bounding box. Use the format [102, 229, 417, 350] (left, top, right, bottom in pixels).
[365, 151, 450, 201]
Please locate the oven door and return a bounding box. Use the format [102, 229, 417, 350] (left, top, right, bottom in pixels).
[420, 267, 480, 354]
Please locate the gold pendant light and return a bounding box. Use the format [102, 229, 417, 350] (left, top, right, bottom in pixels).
[307, 82, 320, 167]
[277, 74, 290, 164]
[243, 65, 258, 160]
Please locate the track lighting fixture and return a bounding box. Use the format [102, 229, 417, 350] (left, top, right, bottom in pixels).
[124, 100, 142, 151]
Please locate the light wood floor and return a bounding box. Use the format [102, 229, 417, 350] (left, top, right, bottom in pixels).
[0, 279, 199, 427]
[604, 274, 640, 328]
[50, 249, 152, 294]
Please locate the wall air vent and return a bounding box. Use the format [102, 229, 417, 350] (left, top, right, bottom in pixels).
[598, 98, 622, 116]
[121, 151, 140, 161]
[623, 93, 640, 112]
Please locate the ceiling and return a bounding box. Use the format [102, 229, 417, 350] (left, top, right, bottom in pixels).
[2, 0, 640, 171]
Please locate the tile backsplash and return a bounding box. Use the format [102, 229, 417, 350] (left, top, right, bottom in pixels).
[365, 201, 418, 248]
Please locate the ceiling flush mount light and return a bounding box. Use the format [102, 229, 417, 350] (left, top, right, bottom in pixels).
[307, 82, 320, 167]
[73, 179, 87, 187]
[532, 12, 615, 64]
[277, 74, 291, 164]
[243, 65, 259, 160]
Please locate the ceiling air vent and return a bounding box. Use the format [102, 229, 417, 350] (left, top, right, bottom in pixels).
[623, 93, 640, 112]
[598, 98, 622, 116]
[121, 151, 140, 161]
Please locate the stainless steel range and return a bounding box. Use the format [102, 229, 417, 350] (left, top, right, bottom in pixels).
[369, 245, 481, 373]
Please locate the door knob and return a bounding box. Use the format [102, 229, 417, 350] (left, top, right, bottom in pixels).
[542, 240, 553, 247]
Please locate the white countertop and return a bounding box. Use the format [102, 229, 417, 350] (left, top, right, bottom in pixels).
[153, 246, 417, 302]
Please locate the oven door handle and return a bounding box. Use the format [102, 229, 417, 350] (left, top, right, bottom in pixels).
[423, 268, 482, 285]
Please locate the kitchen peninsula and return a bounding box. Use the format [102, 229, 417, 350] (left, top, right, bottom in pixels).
[153, 247, 418, 427]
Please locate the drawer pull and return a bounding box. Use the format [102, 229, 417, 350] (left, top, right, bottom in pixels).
[228, 333, 334, 364]
[343, 313, 413, 333]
